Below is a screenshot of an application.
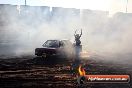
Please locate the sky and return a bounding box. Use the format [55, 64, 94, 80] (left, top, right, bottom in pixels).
[0, 0, 132, 15]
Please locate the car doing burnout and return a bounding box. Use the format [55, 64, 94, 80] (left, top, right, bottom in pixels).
[35, 40, 75, 58]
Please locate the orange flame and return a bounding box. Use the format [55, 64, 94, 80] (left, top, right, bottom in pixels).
[78, 65, 86, 76]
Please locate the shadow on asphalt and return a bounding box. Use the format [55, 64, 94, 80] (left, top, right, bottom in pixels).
[31, 56, 71, 66]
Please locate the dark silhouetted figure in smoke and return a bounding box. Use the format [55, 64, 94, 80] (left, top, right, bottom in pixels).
[72, 29, 82, 74]
[74, 29, 82, 46]
[74, 29, 82, 58]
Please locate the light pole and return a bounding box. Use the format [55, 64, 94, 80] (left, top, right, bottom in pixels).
[126, 0, 128, 13]
[25, 0, 27, 6]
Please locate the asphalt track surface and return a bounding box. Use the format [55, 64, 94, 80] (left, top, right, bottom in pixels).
[0, 55, 132, 88]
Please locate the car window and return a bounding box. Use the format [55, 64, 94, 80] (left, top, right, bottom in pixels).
[59, 41, 64, 47]
[61, 40, 71, 46]
[43, 40, 59, 48]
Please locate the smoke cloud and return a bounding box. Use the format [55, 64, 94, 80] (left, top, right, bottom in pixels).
[0, 4, 132, 64]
